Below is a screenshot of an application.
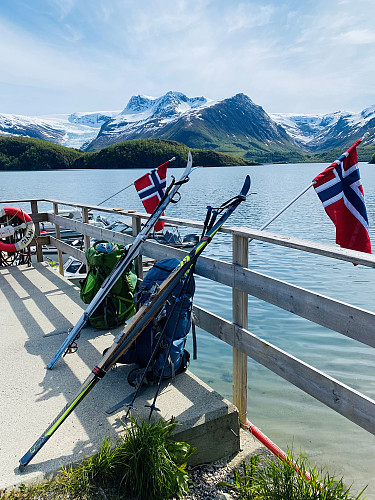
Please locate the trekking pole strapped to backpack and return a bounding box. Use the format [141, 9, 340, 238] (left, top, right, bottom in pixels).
[119, 263, 195, 417]
[19, 175, 251, 469]
[145, 267, 195, 419]
[46, 153, 193, 370]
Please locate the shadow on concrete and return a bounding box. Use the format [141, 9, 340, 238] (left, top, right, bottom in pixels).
[0, 263, 238, 487]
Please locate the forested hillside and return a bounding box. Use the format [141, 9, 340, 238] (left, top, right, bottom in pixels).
[0, 137, 254, 171]
[0, 137, 83, 170]
[0, 136, 373, 171]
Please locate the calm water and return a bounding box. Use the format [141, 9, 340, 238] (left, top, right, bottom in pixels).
[1, 163, 375, 496]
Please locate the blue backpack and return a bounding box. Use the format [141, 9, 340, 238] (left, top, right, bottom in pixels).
[117, 258, 195, 381]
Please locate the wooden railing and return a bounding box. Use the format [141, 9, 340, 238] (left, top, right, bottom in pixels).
[3, 197, 375, 433]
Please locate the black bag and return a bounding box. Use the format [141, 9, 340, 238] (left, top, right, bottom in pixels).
[118, 258, 195, 380]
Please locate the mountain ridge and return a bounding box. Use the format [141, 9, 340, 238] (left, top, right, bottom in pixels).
[1, 91, 374, 162]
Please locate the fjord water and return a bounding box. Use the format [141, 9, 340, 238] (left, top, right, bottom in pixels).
[1, 163, 375, 496]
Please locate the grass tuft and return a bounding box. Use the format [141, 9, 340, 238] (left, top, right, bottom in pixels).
[220, 451, 367, 500]
[1, 416, 194, 500]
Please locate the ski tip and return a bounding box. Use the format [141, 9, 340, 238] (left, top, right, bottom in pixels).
[240, 175, 251, 198]
[185, 151, 193, 175]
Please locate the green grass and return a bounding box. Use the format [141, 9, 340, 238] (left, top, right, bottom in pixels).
[1, 416, 194, 500]
[1, 428, 367, 500]
[220, 452, 367, 500]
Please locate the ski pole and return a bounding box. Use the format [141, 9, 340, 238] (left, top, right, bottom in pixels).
[146, 269, 195, 419]
[124, 268, 194, 418]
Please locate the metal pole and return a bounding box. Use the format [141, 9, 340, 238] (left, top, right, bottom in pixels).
[256, 133, 370, 234]
[96, 182, 134, 207]
[258, 182, 315, 232]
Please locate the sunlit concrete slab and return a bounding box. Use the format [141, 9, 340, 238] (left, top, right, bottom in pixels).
[0, 262, 240, 489]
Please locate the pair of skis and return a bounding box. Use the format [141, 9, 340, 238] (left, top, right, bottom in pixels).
[46, 153, 193, 370]
[19, 174, 251, 469]
[112, 189, 250, 419]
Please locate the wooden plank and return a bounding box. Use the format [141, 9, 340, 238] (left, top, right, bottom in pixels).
[7, 198, 375, 266]
[50, 215, 134, 246]
[29, 212, 48, 223]
[193, 254, 375, 349]
[233, 265, 375, 349]
[232, 234, 248, 426]
[49, 237, 86, 263]
[132, 216, 143, 279]
[41, 199, 138, 216]
[94, 211, 375, 268]
[53, 203, 64, 276]
[35, 212, 375, 348]
[81, 207, 91, 252]
[30, 201, 43, 263]
[194, 306, 375, 435]
[229, 226, 375, 268]
[31, 235, 50, 245]
[129, 239, 375, 349]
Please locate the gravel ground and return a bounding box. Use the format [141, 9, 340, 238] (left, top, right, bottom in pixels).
[182, 429, 269, 500]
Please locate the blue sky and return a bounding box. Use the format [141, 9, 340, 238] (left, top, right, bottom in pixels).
[1, 0, 374, 116]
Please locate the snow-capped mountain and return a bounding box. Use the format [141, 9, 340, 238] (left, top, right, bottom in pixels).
[1, 91, 374, 154]
[85, 91, 296, 152]
[270, 113, 339, 145]
[271, 107, 375, 151]
[86, 91, 217, 150]
[0, 110, 119, 149]
[120, 92, 209, 118]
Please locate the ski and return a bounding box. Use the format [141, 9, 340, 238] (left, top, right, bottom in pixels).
[46, 152, 193, 370]
[19, 175, 250, 469]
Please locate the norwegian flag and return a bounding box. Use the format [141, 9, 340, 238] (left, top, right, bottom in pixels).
[134, 160, 170, 232]
[313, 139, 371, 254]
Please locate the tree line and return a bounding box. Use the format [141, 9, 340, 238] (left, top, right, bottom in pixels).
[0, 137, 254, 171]
[0, 136, 373, 170]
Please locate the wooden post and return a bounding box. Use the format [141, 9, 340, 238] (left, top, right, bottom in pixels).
[30, 200, 43, 263]
[81, 207, 91, 253]
[132, 215, 143, 280]
[232, 234, 248, 427]
[53, 202, 64, 276]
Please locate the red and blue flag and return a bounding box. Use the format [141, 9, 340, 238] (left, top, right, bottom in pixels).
[313, 139, 371, 254]
[134, 161, 168, 232]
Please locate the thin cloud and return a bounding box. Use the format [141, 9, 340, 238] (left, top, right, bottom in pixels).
[337, 29, 375, 45]
[0, 0, 374, 115]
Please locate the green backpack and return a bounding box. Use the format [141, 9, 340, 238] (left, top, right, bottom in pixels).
[79, 241, 138, 330]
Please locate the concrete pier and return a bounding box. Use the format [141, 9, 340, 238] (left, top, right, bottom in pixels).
[0, 263, 241, 489]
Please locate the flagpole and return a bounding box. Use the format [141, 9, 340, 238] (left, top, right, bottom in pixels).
[97, 182, 135, 207]
[96, 156, 177, 208]
[257, 181, 315, 232]
[254, 132, 371, 234]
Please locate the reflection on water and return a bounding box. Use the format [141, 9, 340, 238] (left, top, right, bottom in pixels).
[1, 163, 375, 496]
